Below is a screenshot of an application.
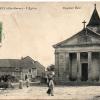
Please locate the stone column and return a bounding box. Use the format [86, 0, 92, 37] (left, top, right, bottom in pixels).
[77, 52, 81, 81]
[88, 52, 92, 81]
[99, 52, 100, 82]
[66, 52, 69, 81]
[55, 52, 59, 78]
[58, 52, 67, 81]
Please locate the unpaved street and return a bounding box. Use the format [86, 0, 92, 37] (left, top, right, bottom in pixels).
[0, 86, 100, 99]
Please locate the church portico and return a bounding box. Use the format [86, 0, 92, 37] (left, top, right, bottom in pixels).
[68, 52, 90, 81]
[55, 51, 100, 83]
[69, 51, 100, 81]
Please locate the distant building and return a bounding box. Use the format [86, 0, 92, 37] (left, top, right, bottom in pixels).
[21, 56, 45, 80]
[34, 61, 45, 78]
[0, 56, 45, 82]
[53, 4, 100, 84]
[20, 56, 37, 81]
[0, 59, 22, 81]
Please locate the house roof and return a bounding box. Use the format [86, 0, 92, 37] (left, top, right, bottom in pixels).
[21, 56, 35, 62]
[0, 59, 21, 67]
[21, 56, 36, 68]
[0, 56, 36, 68]
[34, 61, 45, 69]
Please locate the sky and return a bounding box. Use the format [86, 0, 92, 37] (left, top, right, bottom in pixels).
[0, 2, 99, 67]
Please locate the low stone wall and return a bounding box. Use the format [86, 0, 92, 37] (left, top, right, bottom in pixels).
[12, 81, 41, 89]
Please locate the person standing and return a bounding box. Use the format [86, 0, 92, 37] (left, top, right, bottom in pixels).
[26, 78, 30, 88]
[46, 70, 55, 96]
[48, 77, 54, 96]
[19, 79, 23, 89]
[47, 71, 55, 86]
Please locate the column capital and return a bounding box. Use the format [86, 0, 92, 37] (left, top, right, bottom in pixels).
[54, 52, 59, 55]
[88, 51, 92, 53]
[77, 52, 80, 53]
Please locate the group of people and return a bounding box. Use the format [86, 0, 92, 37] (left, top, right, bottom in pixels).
[46, 71, 55, 96]
[19, 78, 30, 89]
[19, 72, 55, 96]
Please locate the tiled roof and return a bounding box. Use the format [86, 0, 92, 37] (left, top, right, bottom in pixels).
[0, 59, 21, 67]
[21, 56, 36, 68]
[0, 57, 35, 68]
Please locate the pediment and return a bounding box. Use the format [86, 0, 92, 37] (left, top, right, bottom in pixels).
[53, 28, 100, 48]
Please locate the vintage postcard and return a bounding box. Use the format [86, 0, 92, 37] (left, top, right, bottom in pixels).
[0, 2, 99, 100]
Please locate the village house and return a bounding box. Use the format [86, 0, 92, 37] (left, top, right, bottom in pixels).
[0, 56, 45, 82]
[53, 4, 100, 84]
[21, 56, 45, 81]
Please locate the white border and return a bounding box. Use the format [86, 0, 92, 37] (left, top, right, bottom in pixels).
[0, 0, 99, 2]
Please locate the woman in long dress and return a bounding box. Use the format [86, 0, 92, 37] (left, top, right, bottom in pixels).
[49, 77, 54, 96]
[47, 71, 55, 96]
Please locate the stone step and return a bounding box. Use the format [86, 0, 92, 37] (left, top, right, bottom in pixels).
[55, 81, 100, 86]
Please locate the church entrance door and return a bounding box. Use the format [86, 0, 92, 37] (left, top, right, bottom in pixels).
[81, 63, 88, 81]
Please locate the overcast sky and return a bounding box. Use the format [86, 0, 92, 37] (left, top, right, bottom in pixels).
[0, 2, 99, 67]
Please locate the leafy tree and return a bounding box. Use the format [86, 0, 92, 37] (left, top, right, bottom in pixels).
[47, 64, 55, 71]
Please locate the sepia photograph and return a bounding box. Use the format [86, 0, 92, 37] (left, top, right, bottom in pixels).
[0, 1, 100, 100]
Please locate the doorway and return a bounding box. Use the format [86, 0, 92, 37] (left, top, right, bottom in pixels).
[81, 63, 88, 81]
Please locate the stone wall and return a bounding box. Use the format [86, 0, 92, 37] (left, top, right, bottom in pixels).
[91, 52, 100, 81]
[55, 51, 70, 83]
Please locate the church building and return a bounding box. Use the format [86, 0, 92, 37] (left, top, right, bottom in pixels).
[53, 4, 100, 84]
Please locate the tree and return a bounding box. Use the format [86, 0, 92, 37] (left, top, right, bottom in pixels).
[47, 64, 55, 71]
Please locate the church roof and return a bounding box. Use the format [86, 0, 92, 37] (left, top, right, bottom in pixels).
[53, 4, 100, 48]
[53, 28, 100, 48]
[87, 4, 100, 26]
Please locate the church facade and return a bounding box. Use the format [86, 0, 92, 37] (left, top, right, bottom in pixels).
[53, 4, 100, 84]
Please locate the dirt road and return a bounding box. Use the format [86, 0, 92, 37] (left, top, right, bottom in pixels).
[0, 86, 100, 99]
